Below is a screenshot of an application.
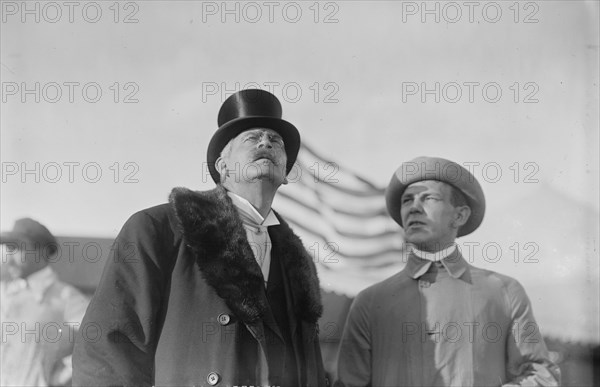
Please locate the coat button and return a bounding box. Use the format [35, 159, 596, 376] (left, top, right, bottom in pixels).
[217, 313, 231, 325]
[207, 372, 220, 385]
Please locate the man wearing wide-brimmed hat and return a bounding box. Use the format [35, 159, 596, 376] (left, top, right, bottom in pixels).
[1, 218, 89, 386]
[336, 157, 560, 387]
[73, 89, 326, 387]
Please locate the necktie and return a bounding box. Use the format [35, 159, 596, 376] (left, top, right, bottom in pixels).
[237, 210, 269, 268]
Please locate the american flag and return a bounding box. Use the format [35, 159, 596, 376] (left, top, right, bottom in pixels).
[274, 143, 406, 296]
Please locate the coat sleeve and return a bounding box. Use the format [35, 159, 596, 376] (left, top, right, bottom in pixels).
[73, 209, 174, 387]
[335, 291, 372, 387]
[502, 279, 561, 387]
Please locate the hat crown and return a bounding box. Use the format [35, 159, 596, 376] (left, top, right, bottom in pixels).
[217, 89, 282, 127]
[14, 218, 52, 238]
[385, 156, 486, 237]
[1, 217, 56, 248]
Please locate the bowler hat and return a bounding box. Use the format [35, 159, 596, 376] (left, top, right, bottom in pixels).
[385, 156, 486, 237]
[0, 218, 58, 254]
[206, 89, 301, 183]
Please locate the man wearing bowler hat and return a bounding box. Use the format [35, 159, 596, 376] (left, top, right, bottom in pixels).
[74, 89, 326, 386]
[336, 157, 560, 386]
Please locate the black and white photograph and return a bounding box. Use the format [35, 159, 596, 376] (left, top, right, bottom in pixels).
[1, 1, 598, 386]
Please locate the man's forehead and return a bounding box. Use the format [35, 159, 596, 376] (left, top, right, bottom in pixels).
[238, 128, 282, 137]
[403, 180, 450, 195]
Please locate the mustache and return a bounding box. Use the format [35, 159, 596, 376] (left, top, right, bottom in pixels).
[406, 218, 427, 227]
[252, 150, 281, 164]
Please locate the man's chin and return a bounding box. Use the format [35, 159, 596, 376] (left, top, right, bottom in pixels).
[404, 233, 432, 247]
[242, 172, 286, 186]
[243, 163, 284, 181]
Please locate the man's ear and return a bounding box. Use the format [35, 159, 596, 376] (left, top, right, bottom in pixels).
[453, 206, 471, 228]
[215, 156, 227, 179]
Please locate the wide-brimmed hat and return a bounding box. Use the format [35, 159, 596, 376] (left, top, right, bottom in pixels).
[0, 218, 58, 254]
[206, 89, 300, 183]
[385, 156, 486, 237]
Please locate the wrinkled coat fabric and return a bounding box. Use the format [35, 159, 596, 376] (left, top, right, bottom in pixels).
[73, 186, 325, 386]
[337, 251, 560, 387]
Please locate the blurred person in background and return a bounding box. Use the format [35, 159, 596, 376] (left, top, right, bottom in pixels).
[73, 89, 326, 386]
[0, 218, 89, 386]
[336, 157, 560, 387]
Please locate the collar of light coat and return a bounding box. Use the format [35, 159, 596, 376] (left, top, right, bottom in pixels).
[409, 244, 457, 262]
[406, 248, 471, 283]
[169, 185, 323, 325]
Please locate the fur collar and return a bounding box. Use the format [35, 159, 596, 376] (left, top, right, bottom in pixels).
[169, 186, 322, 324]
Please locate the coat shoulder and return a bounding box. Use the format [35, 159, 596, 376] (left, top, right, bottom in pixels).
[135, 202, 176, 225]
[352, 269, 409, 307]
[367, 268, 410, 293]
[469, 264, 524, 292]
[124, 202, 181, 241]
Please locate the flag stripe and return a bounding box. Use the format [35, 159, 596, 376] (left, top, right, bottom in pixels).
[276, 191, 398, 239]
[302, 143, 383, 192]
[275, 142, 406, 296]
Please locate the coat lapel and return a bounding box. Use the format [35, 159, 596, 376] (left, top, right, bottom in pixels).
[170, 186, 267, 323]
[169, 186, 323, 325]
[270, 217, 323, 324]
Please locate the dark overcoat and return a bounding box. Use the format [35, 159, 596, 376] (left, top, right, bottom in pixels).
[73, 186, 326, 386]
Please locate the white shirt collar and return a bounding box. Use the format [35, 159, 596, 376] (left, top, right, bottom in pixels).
[409, 244, 457, 262]
[227, 191, 279, 228]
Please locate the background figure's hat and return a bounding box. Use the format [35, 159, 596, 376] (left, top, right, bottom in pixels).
[0, 218, 58, 254]
[207, 89, 301, 183]
[385, 156, 486, 237]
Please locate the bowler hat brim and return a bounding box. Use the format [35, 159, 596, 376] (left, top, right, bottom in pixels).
[385, 157, 486, 237]
[206, 116, 300, 183]
[0, 218, 57, 251]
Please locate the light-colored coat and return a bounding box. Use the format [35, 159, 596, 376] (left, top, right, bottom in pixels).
[337, 251, 560, 387]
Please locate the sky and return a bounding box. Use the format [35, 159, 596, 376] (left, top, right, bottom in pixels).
[1, 0, 599, 341]
[1, 0, 598, 237]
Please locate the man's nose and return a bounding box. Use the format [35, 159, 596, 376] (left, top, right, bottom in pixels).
[257, 134, 273, 149]
[408, 199, 423, 213]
